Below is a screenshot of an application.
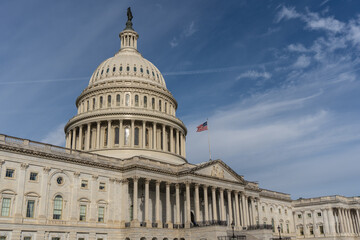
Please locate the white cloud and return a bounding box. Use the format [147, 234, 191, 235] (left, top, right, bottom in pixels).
[41, 123, 66, 147]
[236, 70, 271, 80]
[169, 21, 197, 47]
[169, 37, 178, 48]
[293, 55, 311, 68]
[183, 21, 197, 37]
[304, 12, 345, 33]
[275, 6, 301, 23]
[287, 43, 309, 52]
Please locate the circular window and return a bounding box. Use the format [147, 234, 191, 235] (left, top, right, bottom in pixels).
[57, 177, 64, 185]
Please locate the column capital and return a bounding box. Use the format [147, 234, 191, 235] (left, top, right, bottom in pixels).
[43, 166, 51, 173]
[211, 186, 217, 191]
[201, 184, 208, 189]
[165, 182, 171, 187]
[20, 163, 29, 170]
[133, 176, 139, 181]
[144, 178, 151, 184]
[194, 183, 200, 188]
[175, 183, 180, 188]
[219, 187, 224, 192]
[185, 181, 191, 186]
[121, 178, 129, 184]
[156, 180, 161, 185]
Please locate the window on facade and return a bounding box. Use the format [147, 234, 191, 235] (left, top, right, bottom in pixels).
[310, 226, 314, 235]
[161, 130, 163, 150]
[146, 69, 149, 74]
[134, 66, 137, 72]
[280, 223, 283, 233]
[56, 177, 63, 185]
[107, 95, 111, 107]
[279, 209, 281, 214]
[120, 66, 123, 72]
[285, 209, 288, 215]
[135, 95, 139, 107]
[126, 66, 130, 71]
[98, 206, 104, 222]
[124, 127, 130, 145]
[287, 224, 290, 234]
[270, 208, 273, 213]
[152, 98, 155, 110]
[317, 212, 322, 217]
[116, 94, 120, 106]
[87, 100, 89, 111]
[29, 172, 38, 181]
[300, 226, 304, 235]
[79, 205, 86, 221]
[308, 213, 311, 218]
[262, 206, 265, 212]
[26, 200, 35, 218]
[93, 98, 96, 110]
[101, 70, 103, 75]
[52, 238, 60, 240]
[271, 218, 275, 232]
[24, 237, 31, 240]
[165, 102, 167, 113]
[53, 195, 63, 219]
[1, 198, 11, 216]
[145, 129, 149, 147]
[106, 68, 109, 73]
[113, 67, 116, 72]
[100, 96, 103, 108]
[319, 225, 324, 234]
[125, 94, 130, 106]
[114, 127, 119, 145]
[159, 100, 162, 111]
[140, 68, 143, 73]
[104, 128, 108, 146]
[134, 127, 139, 146]
[298, 214, 302, 218]
[81, 180, 88, 189]
[5, 169, 14, 178]
[99, 182, 106, 191]
[144, 96, 147, 108]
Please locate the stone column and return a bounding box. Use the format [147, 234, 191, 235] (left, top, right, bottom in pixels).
[183, 134, 186, 158]
[108, 120, 112, 148]
[175, 183, 180, 225]
[220, 188, 225, 221]
[311, 210, 318, 237]
[176, 129, 179, 155]
[170, 127, 174, 153]
[14, 163, 28, 221]
[65, 132, 69, 148]
[203, 185, 209, 223]
[162, 125, 166, 151]
[132, 177, 139, 226]
[323, 209, 329, 235]
[356, 210, 360, 234]
[119, 120, 123, 147]
[96, 121, 101, 149]
[234, 191, 241, 228]
[156, 180, 162, 227]
[71, 128, 76, 149]
[142, 121, 146, 148]
[339, 208, 345, 233]
[38, 167, 51, 222]
[180, 133, 184, 156]
[227, 190, 233, 226]
[78, 126, 83, 150]
[212, 187, 218, 221]
[241, 193, 248, 227]
[145, 179, 150, 226]
[302, 211, 307, 237]
[349, 210, 354, 234]
[120, 179, 129, 226]
[257, 198, 262, 226]
[153, 122, 157, 150]
[131, 120, 135, 147]
[194, 184, 200, 222]
[166, 182, 172, 228]
[251, 197, 256, 225]
[185, 182, 191, 227]
[70, 172, 80, 221]
[86, 123, 91, 150]
[89, 175, 98, 222]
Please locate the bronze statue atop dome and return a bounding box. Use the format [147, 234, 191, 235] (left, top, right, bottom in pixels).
[125, 7, 134, 30]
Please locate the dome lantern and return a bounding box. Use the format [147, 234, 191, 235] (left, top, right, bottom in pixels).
[119, 7, 138, 50]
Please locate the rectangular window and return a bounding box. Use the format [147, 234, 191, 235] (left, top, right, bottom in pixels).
[262, 206, 265, 212]
[280, 223, 283, 233]
[29, 172, 38, 181]
[81, 180, 88, 189]
[319, 225, 324, 234]
[300, 226, 304, 235]
[308, 213, 312, 218]
[98, 206, 104, 222]
[287, 223, 289, 233]
[24, 237, 31, 240]
[310, 226, 314, 235]
[1, 198, 11, 216]
[79, 205, 86, 221]
[26, 200, 35, 218]
[99, 182, 106, 191]
[52, 238, 60, 240]
[78, 238, 85, 240]
[317, 212, 322, 217]
[0, 237, 6, 240]
[5, 169, 14, 178]
[298, 214, 302, 218]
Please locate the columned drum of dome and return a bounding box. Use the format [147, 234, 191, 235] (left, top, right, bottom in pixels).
[64, 13, 187, 165]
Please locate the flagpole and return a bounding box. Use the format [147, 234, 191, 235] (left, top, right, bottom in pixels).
[207, 118, 212, 161]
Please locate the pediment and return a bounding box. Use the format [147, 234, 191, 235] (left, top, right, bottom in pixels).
[191, 160, 245, 183]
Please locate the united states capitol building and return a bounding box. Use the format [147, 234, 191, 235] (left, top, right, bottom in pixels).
[0, 10, 359, 240]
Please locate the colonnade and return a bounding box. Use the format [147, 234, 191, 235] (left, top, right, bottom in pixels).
[65, 119, 186, 158]
[333, 208, 360, 235]
[125, 177, 258, 229]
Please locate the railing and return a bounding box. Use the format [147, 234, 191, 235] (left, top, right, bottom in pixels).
[140, 222, 147, 227]
[270, 238, 291, 240]
[247, 224, 273, 230]
[173, 223, 185, 229]
[125, 222, 131, 228]
[191, 220, 227, 228]
[152, 222, 158, 228]
[217, 236, 246, 240]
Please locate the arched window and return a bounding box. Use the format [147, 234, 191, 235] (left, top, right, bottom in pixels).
[120, 66, 123, 72]
[134, 127, 139, 146]
[93, 98, 96, 110]
[113, 67, 116, 72]
[271, 218, 275, 232]
[134, 66, 137, 72]
[104, 128, 108, 146]
[87, 100, 89, 111]
[53, 195, 63, 219]
[144, 96, 147, 108]
[145, 129, 149, 147]
[165, 102, 167, 113]
[159, 100, 162, 111]
[161, 129, 163, 150]
[116, 94, 120, 106]
[135, 95, 139, 107]
[125, 94, 130, 106]
[114, 127, 119, 145]
[124, 127, 130, 145]
[100, 96, 103, 108]
[126, 66, 130, 71]
[152, 98, 155, 110]
[108, 95, 111, 107]
[140, 67, 143, 73]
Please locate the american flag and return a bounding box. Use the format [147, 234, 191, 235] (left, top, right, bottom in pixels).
[196, 121, 208, 132]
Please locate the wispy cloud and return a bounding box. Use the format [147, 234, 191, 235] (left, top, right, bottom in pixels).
[236, 70, 271, 80]
[169, 21, 197, 48]
[41, 123, 66, 147]
[292, 55, 311, 68]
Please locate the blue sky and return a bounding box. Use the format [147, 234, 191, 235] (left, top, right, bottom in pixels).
[1, 0, 359, 199]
